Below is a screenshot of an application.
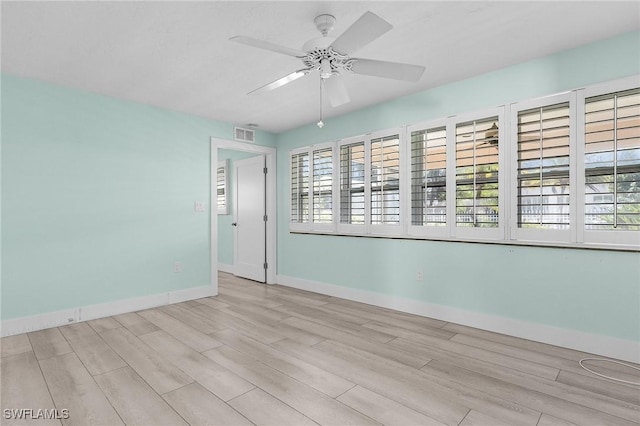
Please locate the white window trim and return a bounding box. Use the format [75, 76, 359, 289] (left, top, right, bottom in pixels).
[451, 106, 506, 242]
[509, 91, 576, 244]
[217, 159, 229, 215]
[577, 75, 640, 248]
[406, 117, 450, 238]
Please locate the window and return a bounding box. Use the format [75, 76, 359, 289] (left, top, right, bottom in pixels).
[371, 135, 400, 225]
[338, 130, 403, 234]
[290, 151, 309, 225]
[339, 140, 366, 225]
[217, 160, 228, 215]
[584, 89, 640, 231]
[517, 102, 571, 229]
[313, 147, 333, 224]
[410, 124, 447, 227]
[454, 111, 503, 239]
[290, 144, 335, 231]
[288, 76, 638, 250]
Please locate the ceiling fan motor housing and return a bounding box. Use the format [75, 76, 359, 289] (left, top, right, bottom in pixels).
[302, 14, 354, 79]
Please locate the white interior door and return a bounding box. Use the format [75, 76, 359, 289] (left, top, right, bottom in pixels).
[233, 155, 266, 282]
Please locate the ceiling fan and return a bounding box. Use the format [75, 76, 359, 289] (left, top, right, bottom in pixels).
[230, 11, 426, 110]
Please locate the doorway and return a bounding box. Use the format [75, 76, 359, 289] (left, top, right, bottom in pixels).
[209, 138, 276, 294]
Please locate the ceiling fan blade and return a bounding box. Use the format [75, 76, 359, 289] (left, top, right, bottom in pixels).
[247, 69, 310, 95]
[330, 11, 392, 55]
[230, 35, 307, 57]
[323, 76, 350, 107]
[350, 58, 425, 82]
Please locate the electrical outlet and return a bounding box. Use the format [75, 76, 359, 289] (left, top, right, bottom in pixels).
[194, 201, 205, 212]
[416, 270, 424, 281]
[174, 261, 182, 273]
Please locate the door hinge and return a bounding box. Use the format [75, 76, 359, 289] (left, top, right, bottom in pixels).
[263, 167, 268, 174]
[263, 214, 268, 221]
[263, 262, 268, 269]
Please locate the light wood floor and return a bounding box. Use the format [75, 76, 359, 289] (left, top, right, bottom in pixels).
[2, 273, 639, 426]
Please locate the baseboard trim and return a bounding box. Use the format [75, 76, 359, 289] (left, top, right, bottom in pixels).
[0, 285, 215, 337]
[276, 274, 639, 363]
[218, 263, 234, 274]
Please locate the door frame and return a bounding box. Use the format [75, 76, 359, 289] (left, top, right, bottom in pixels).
[210, 138, 277, 293]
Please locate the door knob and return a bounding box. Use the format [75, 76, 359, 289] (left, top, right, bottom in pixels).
[232, 222, 237, 227]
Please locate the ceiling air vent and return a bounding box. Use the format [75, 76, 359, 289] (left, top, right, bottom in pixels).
[234, 126, 255, 143]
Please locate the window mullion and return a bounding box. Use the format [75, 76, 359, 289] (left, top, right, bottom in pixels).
[538, 107, 544, 226]
[613, 93, 618, 229]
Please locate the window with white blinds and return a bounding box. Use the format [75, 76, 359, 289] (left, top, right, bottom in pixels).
[517, 103, 571, 229]
[217, 160, 228, 214]
[290, 152, 309, 224]
[455, 117, 499, 228]
[411, 126, 447, 226]
[340, 141, 366, 225]
[313, 147, 333, 223]
[585, 88, 640, 231]
[288, 76, 638, 250]
[371, 134, 400, 225]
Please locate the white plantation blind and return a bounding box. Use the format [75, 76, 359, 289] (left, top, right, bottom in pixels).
[585, 88, 640, 230]
[313, 148, 333, 223]
[371, 135, 400, 224]
[517, 103, 571, 229]
[290, 152, 309, 223]
[411, 126, 446, 226]
[216, 165, 226, 212]
[288, 77, 638, 250]
[456, 117, 499, 228]
[340, 141, 365, 224]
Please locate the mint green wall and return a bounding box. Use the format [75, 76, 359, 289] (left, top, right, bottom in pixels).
[216, 149, 261, 265]
[1, 74, 275, 320]
[276, 31, 640, 342]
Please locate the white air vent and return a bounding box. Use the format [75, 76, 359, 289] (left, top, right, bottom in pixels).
[234, 127, 255, 143]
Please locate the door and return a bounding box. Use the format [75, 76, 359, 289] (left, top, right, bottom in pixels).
[233, 155, 266, 282]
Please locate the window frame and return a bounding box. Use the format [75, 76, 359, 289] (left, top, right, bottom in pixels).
[311, 141, 337, 233]
[509, 92, 577, 244]
[406, 117, 451, 238]
[290, 143, 338, 232]
[289, 146, 311, 231]
[337, 135, 368, 235]
[577, 75, 640, 248]
[336, 129, 405, 236]
[451, 107, 506, 242]
[368, 128, 405, 236]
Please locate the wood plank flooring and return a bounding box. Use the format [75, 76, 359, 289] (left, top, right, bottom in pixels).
[1, 272, 639, 425]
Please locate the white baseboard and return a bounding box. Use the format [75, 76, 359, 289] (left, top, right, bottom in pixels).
[276, 274, 639, 364]
[0, 285, 215, 337]
[218, 263, 234, 274]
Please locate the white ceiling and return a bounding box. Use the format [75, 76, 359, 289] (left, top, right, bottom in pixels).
[2, 1, 639, 133]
